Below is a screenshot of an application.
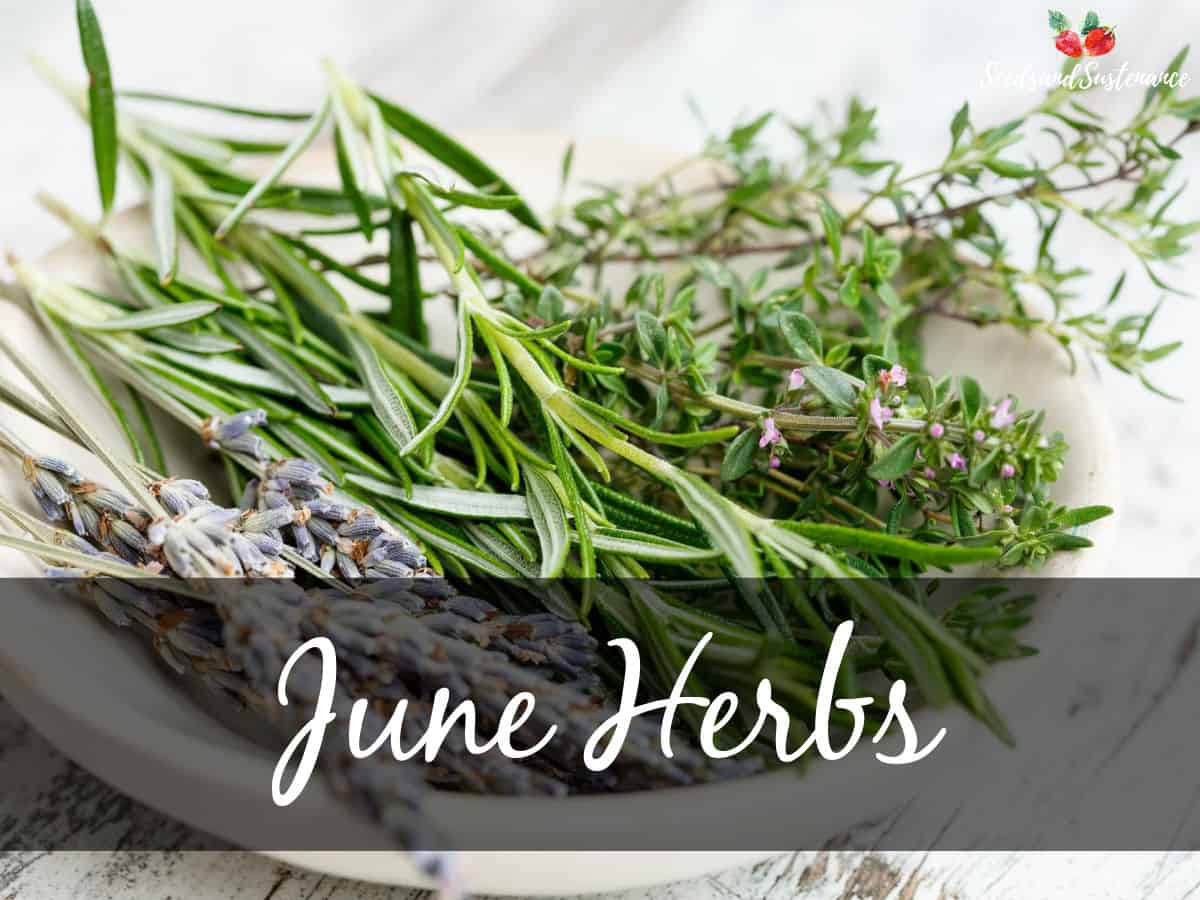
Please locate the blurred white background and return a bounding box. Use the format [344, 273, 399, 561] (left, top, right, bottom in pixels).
[0, 2, 1199, 896]
[2, 0, 1197, 577]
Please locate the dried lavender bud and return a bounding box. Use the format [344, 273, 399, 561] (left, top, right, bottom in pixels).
[87, 487, 135, 518]
[242, 505, 297, 534]
[235, 449, 430, 579]
[238, 477, 259, 511]
[306, 498, 349, 522]
[217, 582, 440, 845]
[297, 585, 730, 791]
[30, 481, 63, 520]
[269, 458, 327, 492]
[355, 582, 601, 685]
[201, 409, 269, 458]
[243, 531, 284, 556]
[32, 468, 71, 506]
[32, 456, 82, 480]
[43, 565, 90, 578]
[152, 477, 212, 515]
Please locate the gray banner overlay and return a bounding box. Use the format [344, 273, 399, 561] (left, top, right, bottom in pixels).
[1, 578, 1198, 851]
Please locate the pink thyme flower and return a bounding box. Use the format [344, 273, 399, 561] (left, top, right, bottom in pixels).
[948, 451, 967, 471]
[877, 364, 908, 389]
[877, 479, 893, 489]
[788, 368, 806, 390]
[1000, 462, 1016, 478]
[759, 417, 784, 448]
[1002, 504, 1014, 514]
[928, 422, 945, 438]
[923, 466, 937, 479]
[973, 429, 986, 442]
[869, 396, 893, 431]
[989, 397, 1016, 430]
[769, 455, 781, 469]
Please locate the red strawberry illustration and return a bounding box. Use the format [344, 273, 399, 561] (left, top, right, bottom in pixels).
[1055, 30, 1084, 56]
[1084, 26, 1115, 56]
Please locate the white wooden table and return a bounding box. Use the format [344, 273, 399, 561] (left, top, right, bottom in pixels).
[2, 1, 1200, 896]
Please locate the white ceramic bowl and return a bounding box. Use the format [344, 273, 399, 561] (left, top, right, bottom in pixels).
[0, 133, 1118, 895]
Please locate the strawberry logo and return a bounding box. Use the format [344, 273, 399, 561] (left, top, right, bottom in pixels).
[1084, 26, 1116, 56]
[1054, 28, 1083, 57]
[1048, 9, 1116, 57]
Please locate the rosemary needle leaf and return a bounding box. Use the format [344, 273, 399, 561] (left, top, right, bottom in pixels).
[328, 84, 368, 194]
[545, 419, 594, 612]
[366, 100, 404, 209]
[60, 329, 146, 466]
[245, 231, 350, 352]
[422, 181, 522, 210]
[139, 121, 235, 166]
[539, 339, 624, 375]
[76, 0, 117, 214]
[214, 95, 332, 239]
[150, 161, 178, 284]
[670, 472, 760, 579]
[119, 89, 312, 120]
[333, 121, 373, 240]
[588, 531, 722, 564]
[398, 175, 464, 272]
[281, 234, 389, 295]
[477, 326, 512, 427]
[346, 474, 531, 519]
[217, 313, 335, 415]
[127, 387, 167, 473]
[779, 522, 1002, 567]
[219, 137, 290, 155]
[457, 227, 540, 299]
[320, 385, 371, 407]
[344, 327, 416, 448]
[487, 317, 573, 341]
[523, 465, 570, 578]
[370, 91, 545, 233]
[399, 301, 473, 457]
[71, 301, 220, 333]
[387, 211, 425, 343]
[148, 328, 242, 354]
[151, 345, 296, 396]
